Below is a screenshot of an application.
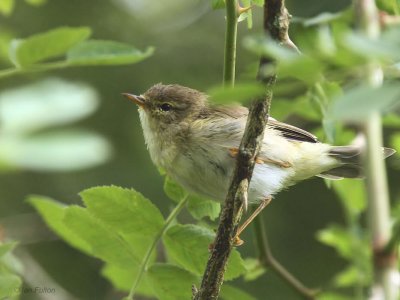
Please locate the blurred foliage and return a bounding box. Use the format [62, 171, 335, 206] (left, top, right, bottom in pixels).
[0, 0, 399, 299]
[0, 78, 111, 172]
[0, 241, 22, 299]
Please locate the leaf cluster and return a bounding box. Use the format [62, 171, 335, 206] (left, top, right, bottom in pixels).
[30, 179, 261, 299]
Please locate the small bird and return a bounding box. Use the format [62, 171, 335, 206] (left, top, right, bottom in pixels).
[123, 84, 395, 217]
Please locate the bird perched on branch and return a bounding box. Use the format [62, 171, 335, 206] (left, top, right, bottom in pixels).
[123, 84, 395, 241]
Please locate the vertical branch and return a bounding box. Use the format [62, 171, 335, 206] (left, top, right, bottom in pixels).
[253, 1, 317, 299]
[223, 0, 238, 86]
[193, 0, 303, 299]
[354, 0, 398, 299]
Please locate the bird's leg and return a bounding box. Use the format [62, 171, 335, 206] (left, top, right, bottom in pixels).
[233, 196, 272, 246]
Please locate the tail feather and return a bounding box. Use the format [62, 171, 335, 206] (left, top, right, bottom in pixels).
[319, 146, 396, 180]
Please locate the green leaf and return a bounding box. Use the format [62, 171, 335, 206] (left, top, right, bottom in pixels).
[67, 40, 154, 66]
[187, 195, 221, 221]
[333, 265, 370, 287]
[0, 130, 111, 172]
[163, 224, 246, 280]
[277, 56, 322, 84]
[317, 292, 354, 300]
[301, 12, 344, 27]
[164, 177, 187, 203]
[329, 83, 400, 121]
[0, 273, 21, 299]
[0, 0, 14, 16]
[63, 205, 138, 268]
[252, 0, 264, 6]
[343, 30, 400, 61]
[239, 0, 252, 29]
[316, 225, 353, 259]
[9, 26, 91, 67]
[0, 78, 99, 134]
[80, 186, 164, 258]
[147, 263, 199, 300]
[28, 196, 92, 254]
[101, 264, 155, 297]
[221, 285, 256, 300]
[383, 113, 400, 128]
[25, 0, 47, 6]
[244, 35, 296, 61]
[208, 82, 265, 104]
[333, 180, 366, 219]
[242, 258, 266, 281]
[0, 242, 17, 258]
[392, 133, 400, 152]
[211, 0, 225, 9]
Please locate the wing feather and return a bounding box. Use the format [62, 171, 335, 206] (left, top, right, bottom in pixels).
[268, 118, 318, 143]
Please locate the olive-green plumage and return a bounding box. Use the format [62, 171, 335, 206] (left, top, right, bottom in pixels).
[124, 84, 396, 204]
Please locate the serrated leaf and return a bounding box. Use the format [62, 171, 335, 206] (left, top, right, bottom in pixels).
[147, 264, 199, 300]
[208, 82, 265, 104]
[164, 177, 187, 203]
[163, 224, 246, 280]
[63, 205, 138, 268]
[221, 285, 256, 300]
[329, 83, 400, 121]
[187, 195, 220, 221]
[0, 273, 21, 299]
[80, 186, 164, 258]
[28, 196, 92, 254]
[0, 0, 14, 16]
[67, 40, 154, 66]
[211, 0, 225, 9]
[101, 264, 155, 297]
[9, 26, 91, 67]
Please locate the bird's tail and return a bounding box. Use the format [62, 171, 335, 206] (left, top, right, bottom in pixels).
[318, 146, 396, 179]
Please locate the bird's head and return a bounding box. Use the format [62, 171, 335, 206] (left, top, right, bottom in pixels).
[123, 84, 207, 129]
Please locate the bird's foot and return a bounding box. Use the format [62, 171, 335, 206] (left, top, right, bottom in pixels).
[232, 196, 272, 246]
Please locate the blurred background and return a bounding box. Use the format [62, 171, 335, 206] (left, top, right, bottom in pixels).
[1, 0, 399, 299]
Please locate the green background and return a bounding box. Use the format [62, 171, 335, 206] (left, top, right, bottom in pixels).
[1, 0, 399, 299]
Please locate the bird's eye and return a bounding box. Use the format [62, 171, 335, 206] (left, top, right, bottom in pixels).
[160, 103, 172, 111]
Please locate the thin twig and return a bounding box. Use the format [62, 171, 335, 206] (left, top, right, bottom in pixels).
[354, 0, 398, 299]
[253, 217, 318, 300]
[128, 194, 189, 300]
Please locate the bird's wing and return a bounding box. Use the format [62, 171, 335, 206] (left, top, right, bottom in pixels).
[190, 107, 316, 169]
[267, 118, 318, 144]
[207, 106, 318, 144]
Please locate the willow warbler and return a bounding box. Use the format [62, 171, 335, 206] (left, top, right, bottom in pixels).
[123, 84, 396, 206]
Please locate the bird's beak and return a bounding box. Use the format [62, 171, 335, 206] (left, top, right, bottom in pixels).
[122, 93, 147, 108]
